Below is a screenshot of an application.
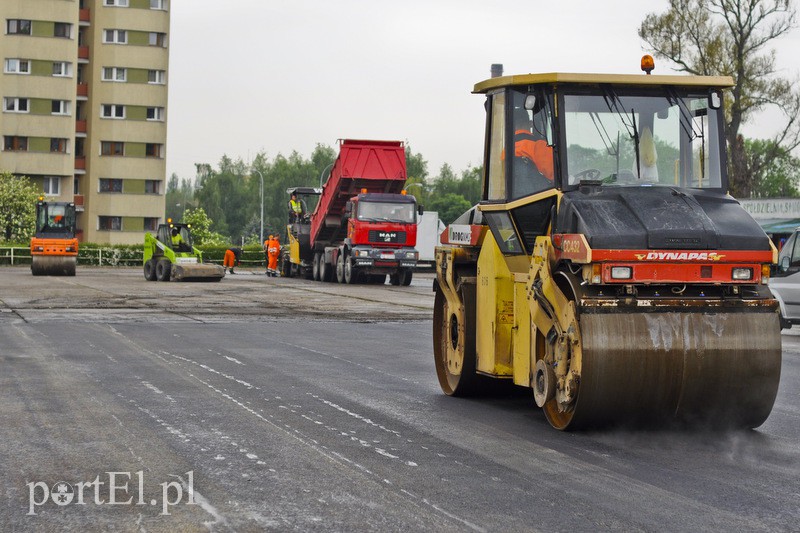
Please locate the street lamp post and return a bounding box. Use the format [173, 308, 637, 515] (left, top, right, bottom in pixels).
[319, 163, 334, 188]
[253, 169, 265, 245]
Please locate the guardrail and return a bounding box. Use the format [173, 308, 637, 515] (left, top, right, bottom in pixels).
[0, 247, 270, 268]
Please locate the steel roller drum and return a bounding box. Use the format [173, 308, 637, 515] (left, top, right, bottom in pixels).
[30, 256, 76, 276]
[552, 310, 782, 430]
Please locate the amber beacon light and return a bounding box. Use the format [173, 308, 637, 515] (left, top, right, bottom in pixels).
[641, 54, 655, 74]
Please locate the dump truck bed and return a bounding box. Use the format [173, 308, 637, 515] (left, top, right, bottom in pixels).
[311, 139, 407, 248]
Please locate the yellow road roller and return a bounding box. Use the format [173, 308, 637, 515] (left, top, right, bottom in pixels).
[433, 59, 782, 430]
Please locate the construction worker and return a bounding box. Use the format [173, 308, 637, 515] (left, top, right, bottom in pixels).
[171, 227, 184, 247]
[267, 235, 281, 277]
[513, 106, 554, 182]
[263, 235, 271, 274]
[223, 247, 242, 274]
[288, 192, 304, 223]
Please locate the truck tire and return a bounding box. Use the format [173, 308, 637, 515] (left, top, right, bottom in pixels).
[312, 253, 321, 281]
[320, 257, 332, 282]
[344, 256, 356, 284]
[390, 273, 400, 286]
[144, 259, 157, 281]
[280, 254, 292, 278]
[156, 260, 172, 281]
[336, 253, 346, 283]
[400, 269, 413, 286]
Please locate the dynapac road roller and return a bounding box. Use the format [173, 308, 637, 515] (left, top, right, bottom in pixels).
[433, 58, 782, 430]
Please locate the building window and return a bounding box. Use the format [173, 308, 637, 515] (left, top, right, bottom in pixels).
[50, 138, 68, 153]
[7, 20, 31, 35]
[98, 216, 122, 231]
[148, 32, 167, 47]
[145, 180, 160, 194]
[101, 104, 125, 119]
[145, 144, 162, 158]
[52, 62, 72, 77]
[103, 29, 127, 44]
[102, 67, 127, 82]
[144, 217, 159, 231]
[99, 178, 123, 193]
[4, 59, 30, 74]
[101, 141, 124, 156]
[43, 177, 60, 196]
[54, 23, 72, 39]
[146, 107, 164, 121]
[104, 0, 129, 6]
[150, 0, 167, 10]
[3, 97, 29, 113]
[51, 100, 70, 115]
[147, 69, 165, 84]
[4, 136, 28, 151]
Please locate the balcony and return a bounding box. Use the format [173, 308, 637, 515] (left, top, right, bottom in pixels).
[79, 9, 90, 24]
[78, 46, 89, 62]
[76, 83, 88, 98]
[75, 120, 87, 135]
[74, 156, 86, 170]
[73, 195, 85, 213]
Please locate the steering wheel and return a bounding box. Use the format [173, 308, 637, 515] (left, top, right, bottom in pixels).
[574, 168, 602, 181]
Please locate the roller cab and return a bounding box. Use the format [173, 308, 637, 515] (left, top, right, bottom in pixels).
[434, 63, 782, 430]
[30, 199, 78, 276]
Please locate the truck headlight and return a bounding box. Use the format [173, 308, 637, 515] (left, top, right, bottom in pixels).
[355, 250, 369, 258]
[732, 267, 753, 280]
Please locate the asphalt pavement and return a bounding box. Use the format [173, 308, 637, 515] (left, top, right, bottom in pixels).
[0, 267, 798, 532]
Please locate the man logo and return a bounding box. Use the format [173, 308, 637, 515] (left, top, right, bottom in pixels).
[51, 482, 74, 506]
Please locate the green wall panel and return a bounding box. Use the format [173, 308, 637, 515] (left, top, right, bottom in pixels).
[30, 60, 52, 77]
[130, 0, 151, 9]
[123, 180, 145, 194]
[128, 68, 149, 84]
[123, 217, 144, 232]
[126, 143, 146, 158]
[128, 31, 149, 46]
[126, 106, 147, 121]
[28, 137, 50, 152]
[30, 98, 51, 115]
[32, 21, 54, 37]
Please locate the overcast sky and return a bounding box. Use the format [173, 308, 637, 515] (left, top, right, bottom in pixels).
[166, 0, 800, 182]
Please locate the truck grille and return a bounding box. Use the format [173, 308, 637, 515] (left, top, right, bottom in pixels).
[369, 230, 406, 244]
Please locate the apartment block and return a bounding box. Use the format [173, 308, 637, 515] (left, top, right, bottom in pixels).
[0, 0, 169, 244]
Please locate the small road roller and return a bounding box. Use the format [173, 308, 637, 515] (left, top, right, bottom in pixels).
[30, 198, 78, 276]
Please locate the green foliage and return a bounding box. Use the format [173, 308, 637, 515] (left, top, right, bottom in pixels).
[182, 207, 228, 246]
[165, 172, 195, 222]
[428, 193, 472, 226]
[639, 0, 800, 197]
[744, 138, 800, 198]
[0, 172, 39, 242]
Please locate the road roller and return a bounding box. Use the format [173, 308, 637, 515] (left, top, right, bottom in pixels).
[30, 198, 78, 276]
[433, 58, 782, 430]
[143, 220, 225, 282]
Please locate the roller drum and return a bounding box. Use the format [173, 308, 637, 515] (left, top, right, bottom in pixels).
[171, 263, 225, 282]
[31, 255, 77, 276]
[561, 310, 782, 430]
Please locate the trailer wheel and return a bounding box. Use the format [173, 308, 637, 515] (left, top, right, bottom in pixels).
[144, 259, 157, 281]
[156, 260, 172, 281]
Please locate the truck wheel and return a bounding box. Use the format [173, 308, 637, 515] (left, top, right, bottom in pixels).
[390, 273, 400, 286]
[371, 274, 387, 284]
[156, 260, 172, 281]
[312, 253, 321, 281]
[281, 254, 292, 278]
[344, 256, 356, 284]
[400, 269, 413, 286]
[320, 257, 332, 282]
[336, 253, 346, 283]
[144, 259, 157, 281]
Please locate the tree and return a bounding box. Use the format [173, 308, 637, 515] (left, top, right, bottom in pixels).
[165, 172, 195, 221]
[182, 207, 227, 246]
[745, 138, 800, 197]
[427, 193, 472, 226]
[639, 0, 800, 197]
[0, 172, 39, 242]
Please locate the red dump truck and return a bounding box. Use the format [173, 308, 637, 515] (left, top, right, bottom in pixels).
[281, 139, 420, 285]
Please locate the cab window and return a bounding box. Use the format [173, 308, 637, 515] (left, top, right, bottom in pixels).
[486, 91, 506, 201]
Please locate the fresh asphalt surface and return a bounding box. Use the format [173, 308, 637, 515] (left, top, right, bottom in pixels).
[0, 267, 798, 532]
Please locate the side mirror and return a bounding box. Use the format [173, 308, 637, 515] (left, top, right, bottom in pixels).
[524, 94, 537, 111]
[418, 205, 424, 216]
[781, 256, 790, 271]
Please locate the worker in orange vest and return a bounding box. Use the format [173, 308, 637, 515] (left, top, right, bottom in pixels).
[267, 235, 281, 277]
[223, 247, 241, 274]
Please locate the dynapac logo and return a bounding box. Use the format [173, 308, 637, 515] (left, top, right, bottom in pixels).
[635, 252, 725, 261]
